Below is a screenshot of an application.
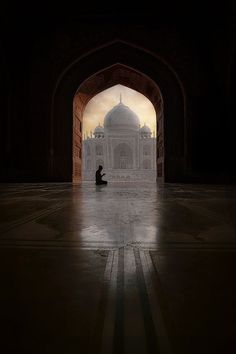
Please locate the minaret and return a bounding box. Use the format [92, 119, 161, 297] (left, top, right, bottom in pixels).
[119, 93, 122, 104]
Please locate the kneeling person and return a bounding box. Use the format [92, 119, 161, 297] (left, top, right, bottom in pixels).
[95, 165, 108, 185]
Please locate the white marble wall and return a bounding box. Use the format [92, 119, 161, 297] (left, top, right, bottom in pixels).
[82, 134, 156, 181]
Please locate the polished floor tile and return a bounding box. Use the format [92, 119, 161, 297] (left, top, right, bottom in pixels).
[0, 182, 235, 353]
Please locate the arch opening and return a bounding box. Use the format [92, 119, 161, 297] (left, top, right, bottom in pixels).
[52, 40, 186, 183]
[81, 84, 158, 182]
[73, 64, 164, 183]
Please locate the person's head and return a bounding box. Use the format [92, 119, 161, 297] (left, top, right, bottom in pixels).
[98, 165, 103, 171]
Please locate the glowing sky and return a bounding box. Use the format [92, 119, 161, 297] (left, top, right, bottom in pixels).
[82, 85, 156, 138]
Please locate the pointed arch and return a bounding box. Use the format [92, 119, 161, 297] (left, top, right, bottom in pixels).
[51, 40, 186, 182]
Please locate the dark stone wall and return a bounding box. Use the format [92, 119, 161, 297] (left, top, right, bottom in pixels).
[0, 3, 235, 183]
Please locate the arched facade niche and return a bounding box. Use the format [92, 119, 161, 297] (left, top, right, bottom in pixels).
[113, 143, 133, 169]
[95, 144, 103, 156]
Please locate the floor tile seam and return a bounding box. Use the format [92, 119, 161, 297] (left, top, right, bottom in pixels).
[1, 240, 236, 251]
[133, 247, 160, 354]
[88, 250, 114, 354]
[112, 248, 124, 354]
[0, 191, 69, 201]
[0, 203, 65, 229]
[141, 249, 173, 354]
[177, 201, 233, 224]
[0, 201, 69, 234]
[0, 242, 120, 250]
[101, 250, 119, 354]
[146, 250, 180, 352]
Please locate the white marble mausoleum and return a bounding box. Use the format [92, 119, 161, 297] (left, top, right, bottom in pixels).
[82, 97, 156, 181]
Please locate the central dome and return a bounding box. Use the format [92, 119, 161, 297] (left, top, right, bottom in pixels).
[104, 99, 140, 132]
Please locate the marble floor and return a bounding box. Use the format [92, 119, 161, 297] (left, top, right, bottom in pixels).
[0, 182, 236, 354]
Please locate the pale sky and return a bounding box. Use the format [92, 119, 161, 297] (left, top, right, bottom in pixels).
[82, 84, 156, 138]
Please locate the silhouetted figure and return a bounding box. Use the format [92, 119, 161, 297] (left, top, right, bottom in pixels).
[95, 165, 108, 185]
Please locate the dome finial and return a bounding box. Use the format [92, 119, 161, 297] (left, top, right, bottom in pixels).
[119, 93, 122, 104]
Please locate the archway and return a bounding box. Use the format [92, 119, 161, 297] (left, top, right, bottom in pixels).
[81, 83, 157, 182]
[113, 143, 133, 170]
[73, 64, 163, 183]
[52, 40, 186, 183]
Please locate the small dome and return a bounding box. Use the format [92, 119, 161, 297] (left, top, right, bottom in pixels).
[140, 123, 151, 134]
[104, 96, 140, 132]
[94, 124, 104, 134]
